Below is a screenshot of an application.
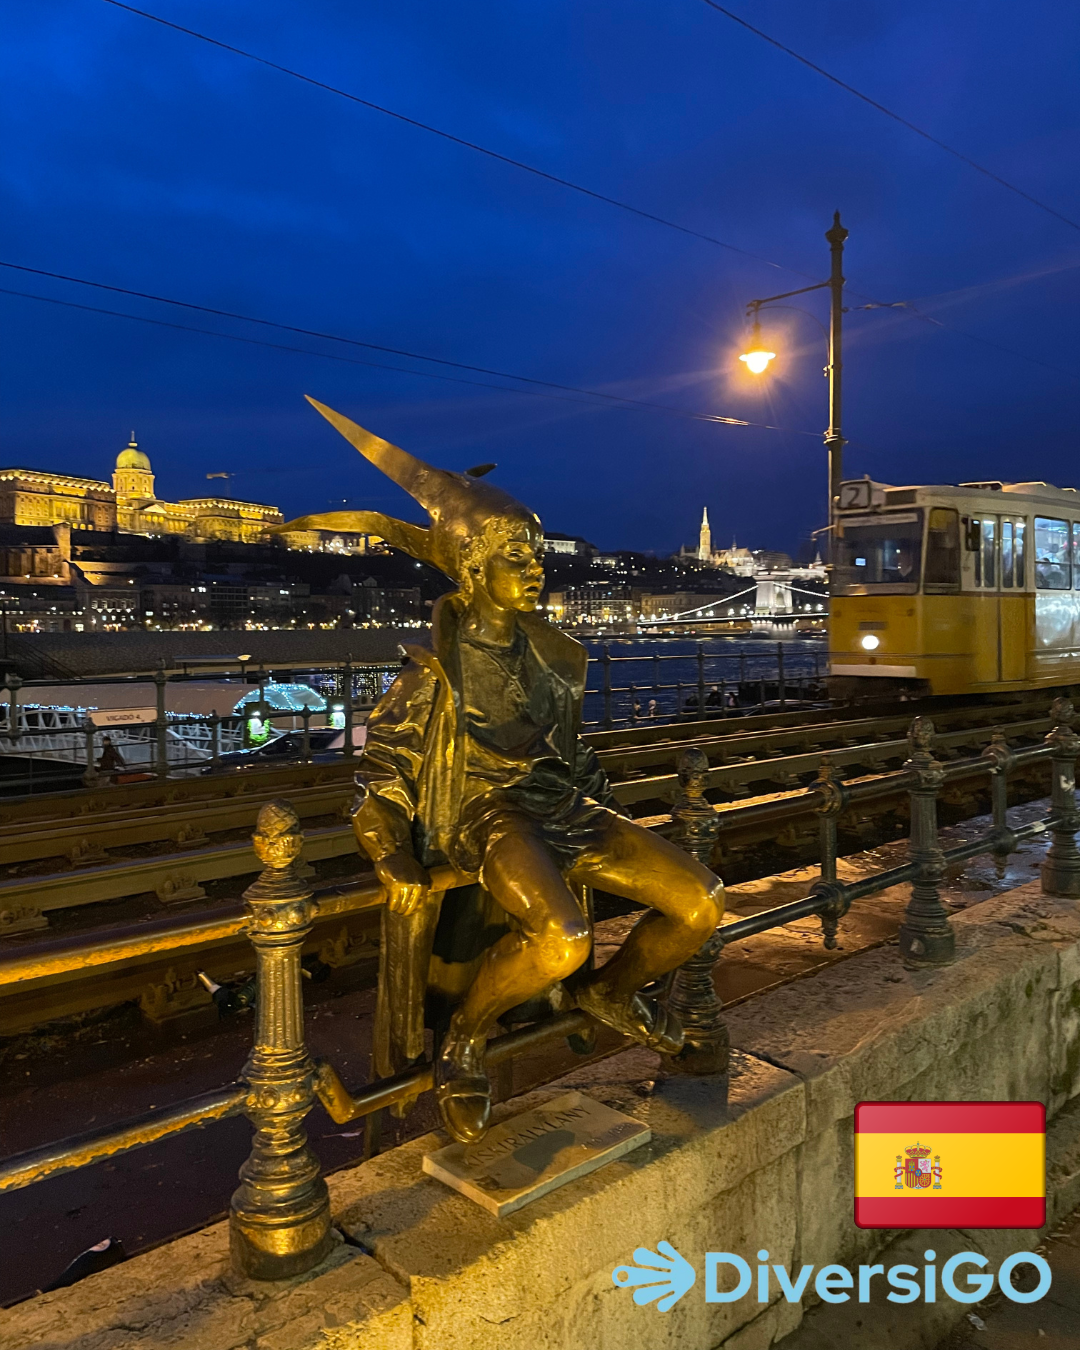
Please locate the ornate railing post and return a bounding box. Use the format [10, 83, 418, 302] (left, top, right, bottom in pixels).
[665, 747, 728, 1076]
[811, 757, 850, 946]
[81, 718, 100, 789]
[1041, 698, 1080, 897]
[899, 716, 954, 967]
[981, 728, 1015, 870]
[153, 667, 168, 779]
[5, 673, 22, 737]
[813, 757, 846, 886]
[601, 643, 613, 730]
[230, 801, 332, 1280]
[342, 658, 355, 758]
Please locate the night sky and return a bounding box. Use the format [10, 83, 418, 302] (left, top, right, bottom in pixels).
[3, 1, 1079, 557]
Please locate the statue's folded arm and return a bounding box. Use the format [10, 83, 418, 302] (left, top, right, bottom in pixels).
[351, 661, 435, 864]
[572, 738, 626, 815]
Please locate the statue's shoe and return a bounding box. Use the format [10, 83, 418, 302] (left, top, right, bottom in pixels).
[435, 1041, 492, 1144]
[575, 983, 685, 1056]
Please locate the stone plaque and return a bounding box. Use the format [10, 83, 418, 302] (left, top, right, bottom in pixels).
[422, 1090, 651, 1217]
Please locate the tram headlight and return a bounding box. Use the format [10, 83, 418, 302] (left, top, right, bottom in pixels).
[860, 634, 881, 651]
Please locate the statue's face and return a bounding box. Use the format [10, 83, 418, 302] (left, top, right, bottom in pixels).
[482, 528, 545, 611]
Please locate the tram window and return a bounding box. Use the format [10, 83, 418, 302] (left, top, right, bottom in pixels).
[981, 518, 996, 589]
[1015, 519, 1026, 587]
[1001, 520, 1025, 587]
[1035, 517, 1070, 589]
[924, 507, 960, 588]
[833, 511, 921, 592]
[1072, 522, 1080, 588]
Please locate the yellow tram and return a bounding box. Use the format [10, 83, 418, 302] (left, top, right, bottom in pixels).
[829, 477, 1080, 699]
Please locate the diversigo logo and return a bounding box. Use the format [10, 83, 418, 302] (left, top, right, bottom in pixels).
[612, 1241, 697, 1311]
[611, 1244, 1052, 1312]
[614, 1099, 1050, 1313]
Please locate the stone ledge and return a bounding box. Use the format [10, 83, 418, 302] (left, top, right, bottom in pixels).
[0, 1224, 411, 1350]
[333, 1048, 802, 1350]
[2, 878, 1079, 1350]
[774, 1092, 1080, 1350]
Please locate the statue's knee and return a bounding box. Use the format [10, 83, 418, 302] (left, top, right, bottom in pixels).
[537, 918, 591, 979]
[685, 879, 724, 938]
[707, 878, 725, 925]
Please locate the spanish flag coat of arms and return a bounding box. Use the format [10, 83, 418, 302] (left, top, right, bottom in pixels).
[854, 1101, 1045, 1228]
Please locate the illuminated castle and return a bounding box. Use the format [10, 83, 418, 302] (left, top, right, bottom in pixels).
[0, 438, 357, 550]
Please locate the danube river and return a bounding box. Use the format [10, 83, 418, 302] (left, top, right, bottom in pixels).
[580, 634, 828, 728]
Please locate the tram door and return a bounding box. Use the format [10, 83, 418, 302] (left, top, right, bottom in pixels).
[998, 515, 1027, 681]
[969, 513, 1027, 683]
[970, 516, 1000, 683]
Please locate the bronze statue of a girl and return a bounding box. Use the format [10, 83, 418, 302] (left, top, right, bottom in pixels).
[279, 399, 724, 1144]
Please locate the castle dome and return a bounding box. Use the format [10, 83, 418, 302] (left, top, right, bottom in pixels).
[116, 439, 151, 471]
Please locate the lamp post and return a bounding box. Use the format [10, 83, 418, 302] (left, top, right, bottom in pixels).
[739, 211, 848, 557]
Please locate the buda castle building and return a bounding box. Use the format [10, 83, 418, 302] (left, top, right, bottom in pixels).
[0, 440, 285, 544]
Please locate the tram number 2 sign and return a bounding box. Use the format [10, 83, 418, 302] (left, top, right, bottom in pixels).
[838, 481, 880, 512]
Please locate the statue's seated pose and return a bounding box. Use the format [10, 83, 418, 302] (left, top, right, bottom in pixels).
[280, 398, 725, 1144]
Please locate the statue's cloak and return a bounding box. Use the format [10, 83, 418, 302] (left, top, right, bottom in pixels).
[281, 399, 618, 1085]
[352, 592, 615, 1081]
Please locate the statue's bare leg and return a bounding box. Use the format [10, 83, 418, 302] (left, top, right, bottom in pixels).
[436, 823, 591, 1142]
[570, 814, 723, 1049]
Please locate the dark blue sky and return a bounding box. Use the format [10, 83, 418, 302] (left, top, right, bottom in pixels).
[3, 1, 1080, 556]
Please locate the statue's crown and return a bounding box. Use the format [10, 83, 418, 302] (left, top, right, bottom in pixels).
[273, 398, 540, 583]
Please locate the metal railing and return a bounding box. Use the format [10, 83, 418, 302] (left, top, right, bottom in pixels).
[583, 639, 827, 730]
[0, 660, 400, 795]
[1, 697, 1077, 1280]
[2, 645, 830, 789]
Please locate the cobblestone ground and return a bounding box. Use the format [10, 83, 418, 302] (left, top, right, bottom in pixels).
[937, 1204, 1080, 1350]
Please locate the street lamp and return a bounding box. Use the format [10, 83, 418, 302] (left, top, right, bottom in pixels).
[738, 320, 776, 374]
[739, 211, 849, 551]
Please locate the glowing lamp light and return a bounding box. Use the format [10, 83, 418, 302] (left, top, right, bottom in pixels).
[738, 322, 776, 375]
[860, 634, 881, 651]
[739, 347, 775, 374]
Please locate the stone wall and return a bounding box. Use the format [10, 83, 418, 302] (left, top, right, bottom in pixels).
[4, 878, 1080, 1350]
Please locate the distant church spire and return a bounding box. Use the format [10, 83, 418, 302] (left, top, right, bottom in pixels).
[698, 507, 712, 562]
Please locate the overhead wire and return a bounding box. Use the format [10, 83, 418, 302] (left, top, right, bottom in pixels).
[700, 1, 1080, 234]
[99, 0, 810, 279]
[844, 257, 1080, 380]
[848, 297, 1078, 381]
[0, 275, 818, 435]
[0, 286, 614, 405]
[100, 0, 1080, 383]
[8, 0, 1065, 455]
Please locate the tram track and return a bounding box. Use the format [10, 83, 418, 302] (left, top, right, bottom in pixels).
[0, 691, 1047, 851]
[0, 693, 1055, 929]
[0, 691, 1037, 821]
[0, 693, 1061, 1039]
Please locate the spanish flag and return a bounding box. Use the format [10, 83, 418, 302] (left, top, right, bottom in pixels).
[854, 1101, 1045, 1229]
